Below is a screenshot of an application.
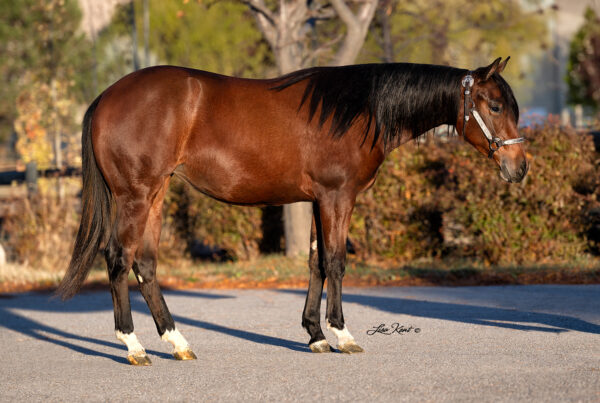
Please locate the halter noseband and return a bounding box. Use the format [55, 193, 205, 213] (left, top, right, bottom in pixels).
[461, 73, 525, 159]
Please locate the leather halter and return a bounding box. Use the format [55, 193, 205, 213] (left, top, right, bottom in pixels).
[461, 73, 525, 159]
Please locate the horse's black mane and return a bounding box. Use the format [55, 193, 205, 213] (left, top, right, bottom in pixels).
[272, 63, 518, 147]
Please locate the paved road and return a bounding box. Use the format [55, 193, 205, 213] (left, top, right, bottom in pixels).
[0, 285, 599, 402]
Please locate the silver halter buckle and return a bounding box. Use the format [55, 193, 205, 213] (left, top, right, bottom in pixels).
[461, 74, 474, 90]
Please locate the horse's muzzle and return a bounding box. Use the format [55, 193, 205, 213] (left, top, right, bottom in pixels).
[500, 159, 528, 183]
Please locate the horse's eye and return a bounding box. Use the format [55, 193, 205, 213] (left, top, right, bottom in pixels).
[490, 105, 502, 114]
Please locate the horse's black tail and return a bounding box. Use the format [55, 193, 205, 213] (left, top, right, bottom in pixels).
[56, 94, 114, 300]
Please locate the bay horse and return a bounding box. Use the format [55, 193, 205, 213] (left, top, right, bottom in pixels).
[57, 57, 528, 365]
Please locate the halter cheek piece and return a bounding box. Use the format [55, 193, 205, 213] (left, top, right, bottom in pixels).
[461, 73, 525, 159]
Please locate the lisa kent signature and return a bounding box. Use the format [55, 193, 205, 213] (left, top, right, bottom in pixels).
[366, 323, 421, 335]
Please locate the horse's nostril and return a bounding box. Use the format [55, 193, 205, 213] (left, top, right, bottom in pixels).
[500, 162, 511, 182]
[501, 159, 528, 182]
[520, 160, 528, 177]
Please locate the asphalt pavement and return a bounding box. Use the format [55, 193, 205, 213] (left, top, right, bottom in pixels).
[0, 285, 599, 402]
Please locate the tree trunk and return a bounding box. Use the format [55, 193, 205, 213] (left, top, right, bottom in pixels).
[278, 11, 312, 258]
[283, 202, 312, 256]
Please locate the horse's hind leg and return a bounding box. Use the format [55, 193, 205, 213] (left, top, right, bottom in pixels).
[302, 203, 334, 353]
[105, 198, 152, 366]
[132, 177, 196, 361]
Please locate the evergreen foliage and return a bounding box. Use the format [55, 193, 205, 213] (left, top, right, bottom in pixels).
[566, 7, 600, 111]
[0, 0, 91, 143]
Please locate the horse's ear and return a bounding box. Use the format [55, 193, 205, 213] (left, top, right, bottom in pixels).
[481, 57, 502, 81]
[497, 56, 510, 74]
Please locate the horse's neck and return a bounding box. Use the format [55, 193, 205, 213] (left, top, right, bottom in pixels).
[384, 112, 458, 154]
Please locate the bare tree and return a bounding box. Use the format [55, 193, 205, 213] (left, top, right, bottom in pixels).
[242, 0, 379, 257]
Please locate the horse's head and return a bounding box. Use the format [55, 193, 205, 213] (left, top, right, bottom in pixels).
[459, 57, 528, 183]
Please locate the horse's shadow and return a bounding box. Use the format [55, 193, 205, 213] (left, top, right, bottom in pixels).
[280, 287, 600, 334]
[0, 304, 148, 365]
[2, 285, 599, 365]
[0, 288, 308, 365]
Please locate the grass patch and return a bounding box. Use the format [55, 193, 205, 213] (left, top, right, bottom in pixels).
[1, 255, 599, 294]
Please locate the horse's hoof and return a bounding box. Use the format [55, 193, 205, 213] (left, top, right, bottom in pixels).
[127, 353, 152, 366]
[338, 341, 364, 354]
[173, 348, 197, 361]
[309, 340, 334, 353]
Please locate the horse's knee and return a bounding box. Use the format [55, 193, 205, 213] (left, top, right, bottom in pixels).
[106, 245, 135, 281]
[108, 263, 129, 282]
[104, 240, 117, 268]
[324, 257, 345, 280]
[133, 256, 157, 284]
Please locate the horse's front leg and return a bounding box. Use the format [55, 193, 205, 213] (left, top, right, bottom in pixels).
[303, 203, 334, 353]
[319, 193, 364, 354]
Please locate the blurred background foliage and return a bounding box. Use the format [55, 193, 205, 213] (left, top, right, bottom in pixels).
[0, 0, 598, 274]
[0, 0, 90, 149]
[365, 0, 548, 92]
[567, 6, 600, 112]
[94, 1, 273, 87]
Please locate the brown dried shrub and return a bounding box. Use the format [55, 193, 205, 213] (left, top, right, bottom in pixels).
[1, 179, 82, 271]
[351, 122, 600, 265]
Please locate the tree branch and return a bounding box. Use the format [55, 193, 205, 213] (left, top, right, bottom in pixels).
[330, 0, 360, 31]
[241, 0, 276, 26]
[302, 33, 344, 66]
[241, 0, 278, 49]
[329, 0, 379, 66]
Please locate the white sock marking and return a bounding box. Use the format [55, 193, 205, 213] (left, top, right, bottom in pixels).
[310, 339, 330, 349]
[327, 320, 355, 347]
[161, 328, 190, 353]
[115, 331, 145, 355]
[310, 240, 318, 251]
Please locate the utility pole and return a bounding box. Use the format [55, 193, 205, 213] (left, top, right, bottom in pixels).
[143, 0, 150, 67]
[130, 2, 140, 71]
[86, 0, 98, 95]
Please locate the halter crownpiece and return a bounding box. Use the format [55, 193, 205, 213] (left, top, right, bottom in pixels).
[462, 73, 474, 128]
[461, 73, 525, 159]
